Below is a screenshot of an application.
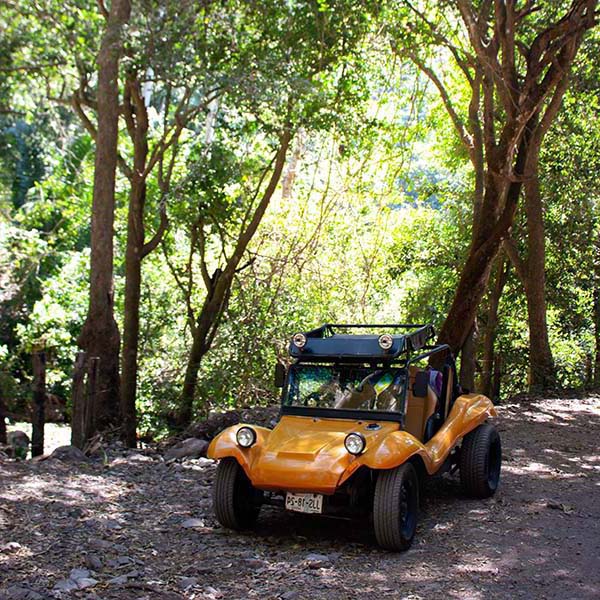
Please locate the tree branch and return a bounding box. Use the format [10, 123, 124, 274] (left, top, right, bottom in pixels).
[141, 201, 168, 259]
[97, 0, 109, 19]
[503, 235, 528, 289]
[403, 49, 472, 152]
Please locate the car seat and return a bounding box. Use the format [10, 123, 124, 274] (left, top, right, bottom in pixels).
[404, 366, 441, 441]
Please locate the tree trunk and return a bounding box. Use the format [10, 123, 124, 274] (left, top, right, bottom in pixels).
[480, 255, 509, 398]
[121, 179, 145, 448]
[120, 80, 149, 448]
[437, 216, 509, 355]
[594, 288, 600, 387]
[86, 357, 100, 443]
[594, 230, 600, 387]
[437, 125, 532, 356]
[71, 352, 88, 449]
[178, 272, 233, 426]
[459, 320, 478, 392]
[77, 0, 131, 437]
[401, 1, 594, 365]
[31, 351, 46, 457]
[281, 130, 304, 200]
[459, 161, 486, 393]
[492, 354, 503, 404]
[0, 395, 6, 445]
[176, 128, 292, 425]
[523, 151, 555, 392]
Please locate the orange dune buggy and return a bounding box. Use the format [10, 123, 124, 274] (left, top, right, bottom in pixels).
[208, 324, 501, 551]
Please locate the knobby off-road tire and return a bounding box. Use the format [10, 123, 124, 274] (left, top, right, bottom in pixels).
[373, 462, 419, 551]
[460, 423, 502, 498]
[213, 457, 263, 530]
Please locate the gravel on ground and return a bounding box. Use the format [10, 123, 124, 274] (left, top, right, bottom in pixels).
[1, 395, 599, 599]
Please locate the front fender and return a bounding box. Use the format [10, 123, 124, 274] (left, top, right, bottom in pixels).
[340, 393, 496, 482]
[207, 424, 272, 480]
[338, 431, 428, 485]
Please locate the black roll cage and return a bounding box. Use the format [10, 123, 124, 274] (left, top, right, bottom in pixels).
[280, 343, 455, 427]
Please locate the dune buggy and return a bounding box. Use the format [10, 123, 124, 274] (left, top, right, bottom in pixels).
[208, 324, 501, 551]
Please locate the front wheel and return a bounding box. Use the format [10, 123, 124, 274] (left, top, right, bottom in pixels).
[459, 423, 502, 498]
[373, 463, 419, 551]
[213, 458, 263, 529]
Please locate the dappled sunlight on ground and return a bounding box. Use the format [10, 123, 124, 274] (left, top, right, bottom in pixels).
[1, 394, 599, 599]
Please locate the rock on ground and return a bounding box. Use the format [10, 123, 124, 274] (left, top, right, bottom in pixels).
[182, 406, 279, 441]
[48, 445, 88, 462]
[165, 438, 209, 461]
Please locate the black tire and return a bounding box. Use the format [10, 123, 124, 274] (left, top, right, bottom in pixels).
[460, 423, 502, 498]
[373, 463, 419, 551]
[213, 458, 263, 529]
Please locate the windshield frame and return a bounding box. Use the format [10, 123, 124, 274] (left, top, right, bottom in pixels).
[280, 361, 409, 423]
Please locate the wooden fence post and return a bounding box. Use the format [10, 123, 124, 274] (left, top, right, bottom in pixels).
[71, 352, 87, 449]
[32, 351, 46, 457]
[0, 395, 7, 445]
[492, 354, 503, 405]
[85, 357, 100, 443]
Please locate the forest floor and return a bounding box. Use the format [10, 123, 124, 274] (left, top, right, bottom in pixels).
[1, 395, 599, 600]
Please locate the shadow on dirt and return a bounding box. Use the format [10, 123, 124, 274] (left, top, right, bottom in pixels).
[1, 396, 599, 599]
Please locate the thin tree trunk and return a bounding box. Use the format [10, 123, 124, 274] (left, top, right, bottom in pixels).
[178, 272, 233, 426]
[594, 289, 600, 387]
[177, 128, 292, 425]
[281, 130, 304, 200]
[77, 0, 131, 437]
[31, 351, 46, 457]
[594, 230, 600, 387]
[492, 354, 503, 404]
[480, 255, 509, 398]
[120, 212, 167, 446]
[121, 185, 143, 447]
[0, 395, 6, 445]
[71, 352, 88, 449]
[459, 320, 478, 392]
[503, 149, 556, 393]
[120, 77, 172, 447]
[459, 161, 486, 392]
[523, 150, 555, 392]
[86, 357, 100, 443]
[120, 79, 149, 448]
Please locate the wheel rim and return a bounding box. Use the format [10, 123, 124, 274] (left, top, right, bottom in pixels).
[399, 477, 417, 538]
[487, 436, 501, 490]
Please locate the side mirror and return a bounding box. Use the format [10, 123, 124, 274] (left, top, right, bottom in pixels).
[274, 363, 286, 388]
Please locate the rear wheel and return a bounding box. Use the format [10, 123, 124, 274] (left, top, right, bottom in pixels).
[459, 423, 502, 498]
[213, 458, 263, 529]
[373, 463, 419, 551]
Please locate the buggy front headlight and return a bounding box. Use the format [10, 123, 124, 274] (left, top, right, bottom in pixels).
[344, 432, 366, 455]
[236, 427, 257, 448]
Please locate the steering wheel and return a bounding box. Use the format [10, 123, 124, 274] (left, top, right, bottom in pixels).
[304, 392, 321, 406]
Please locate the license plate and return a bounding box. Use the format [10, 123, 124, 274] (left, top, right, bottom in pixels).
[285, 492, 323, 514]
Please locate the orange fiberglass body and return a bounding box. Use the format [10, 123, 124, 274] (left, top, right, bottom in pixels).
[209, 324, 503, 552]
[208, 394, 496, 495]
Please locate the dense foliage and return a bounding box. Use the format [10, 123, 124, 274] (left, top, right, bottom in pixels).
[1, 1, 598, 438]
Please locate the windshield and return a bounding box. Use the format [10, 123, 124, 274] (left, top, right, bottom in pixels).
[284, 364, 407, 413]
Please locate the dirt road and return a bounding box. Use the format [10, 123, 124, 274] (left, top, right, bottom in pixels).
[1, 395, 599, 599]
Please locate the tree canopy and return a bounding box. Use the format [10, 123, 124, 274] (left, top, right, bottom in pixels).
[1, 0, 599, 442]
